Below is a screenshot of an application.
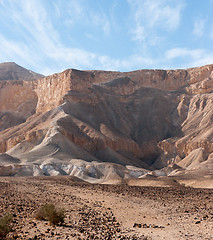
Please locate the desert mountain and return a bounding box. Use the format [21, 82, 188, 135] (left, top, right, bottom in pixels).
[0, 63, 212, 186]
[0, 62, 44, 81]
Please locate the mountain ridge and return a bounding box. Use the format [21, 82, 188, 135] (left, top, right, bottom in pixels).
[0, 62, 212, 186]
[0, 62, 44, 81]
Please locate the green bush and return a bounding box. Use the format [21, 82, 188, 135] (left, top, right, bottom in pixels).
[0, 213, 13, 239]
[35, 204, 65, 225]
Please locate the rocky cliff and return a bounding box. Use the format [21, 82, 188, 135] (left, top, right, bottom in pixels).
[35, 65, 213, 112]
[0, 63, 212, 181]
[0, 63, 42, 134]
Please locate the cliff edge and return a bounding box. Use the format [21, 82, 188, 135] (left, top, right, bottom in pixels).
[0, 63, 212, 184]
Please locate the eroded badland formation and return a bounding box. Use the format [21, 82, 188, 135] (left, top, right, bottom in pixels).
[0, 62, 213, 240]
[0, 62, 212, 187]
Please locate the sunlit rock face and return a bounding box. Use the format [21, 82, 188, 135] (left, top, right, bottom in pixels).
[0, 62, 213, 180]
[0, 62, 42, 132]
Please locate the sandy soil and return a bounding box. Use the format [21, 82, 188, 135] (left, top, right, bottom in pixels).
[0, 176, 212, 240]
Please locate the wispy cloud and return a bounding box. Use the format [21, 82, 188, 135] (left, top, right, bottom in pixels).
[0, 32, 48, 74]
[0, 0, 108, 74]
[64, 0, 111, 36]
[166, 48, 205, 60]
[127, 0, 185, 43]
[0, 34, 38, 65]
[193, 18, 206, 37]
[190, 54, 213, 67]
[98, 54, 154, 71]
[166, 47, 213, 68]
[0, 0, 115, 74]
[1, 0, 213, 75]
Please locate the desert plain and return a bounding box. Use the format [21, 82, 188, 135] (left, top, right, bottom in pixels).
[0, 176, 212, 240]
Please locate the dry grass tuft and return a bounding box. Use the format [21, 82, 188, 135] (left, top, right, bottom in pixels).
[0, 213, 13, 239]
[35, 204, 65, 225]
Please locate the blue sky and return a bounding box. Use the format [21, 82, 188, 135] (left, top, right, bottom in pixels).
[1, 0, 213, 75]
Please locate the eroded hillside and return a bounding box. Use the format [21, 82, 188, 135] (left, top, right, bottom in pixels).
[0, 63, 212, 186]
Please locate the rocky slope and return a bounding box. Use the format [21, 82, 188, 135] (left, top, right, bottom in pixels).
[0, 63, 212, 185]
[0, 62, 44, 81]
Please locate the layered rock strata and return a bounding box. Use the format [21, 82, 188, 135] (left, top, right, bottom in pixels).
[0, 63, 213, 180]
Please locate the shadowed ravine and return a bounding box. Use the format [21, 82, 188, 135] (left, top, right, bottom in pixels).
[0, 62, 212, 188]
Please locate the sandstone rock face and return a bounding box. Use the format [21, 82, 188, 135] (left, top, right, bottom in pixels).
[0, 62, 213, 180]
[0, 62, 43, 131]
[0, 81, 37, 117]
[35, 65, 213, 113]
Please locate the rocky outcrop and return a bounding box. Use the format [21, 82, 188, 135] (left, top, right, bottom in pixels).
[0, 62, 44, 81]
[0, 62, 213, 179]
[0, 80, 38, 133]
[0, 63, 43, 131]
[0, 80, 37, 117]
[35, 65, 213, 113]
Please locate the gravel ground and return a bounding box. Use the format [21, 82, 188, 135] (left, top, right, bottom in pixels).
[0, 176, 212, 239]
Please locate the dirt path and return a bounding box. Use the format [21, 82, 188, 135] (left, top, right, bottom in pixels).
[0, 176, 212, 239]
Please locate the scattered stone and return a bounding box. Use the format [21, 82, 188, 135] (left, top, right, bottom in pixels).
[133, 223, 165, 229]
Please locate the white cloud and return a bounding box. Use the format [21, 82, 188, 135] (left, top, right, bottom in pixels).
[97, 54, 154, 71]
[0, 34, 35, 63]
[2, 0, 212, 75]
[128, 0, 185, 43]
[0, 0, 103, 74]
[190, 55, 213, 67]
[89, 12, 111, 36]
[0, 33, 45, 72]
[132, 25, 146, 42]
[166, 48, 205, 60]
[53, 2, 61, 18]
[102, 20, 111, 35]
[65, 0, 111, 35]
[193, 18, 206, 37]
[66, 0, 85, 24]
[166, 47, 213, 68]
[0, 0, 158, 74]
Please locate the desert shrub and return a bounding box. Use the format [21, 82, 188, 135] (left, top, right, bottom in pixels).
[35, 204, 65, 225]
[0, 213, 13, 239]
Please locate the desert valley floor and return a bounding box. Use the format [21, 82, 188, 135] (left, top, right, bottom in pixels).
[0, 176, 212, 240]
[0, 63, 213, 239]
